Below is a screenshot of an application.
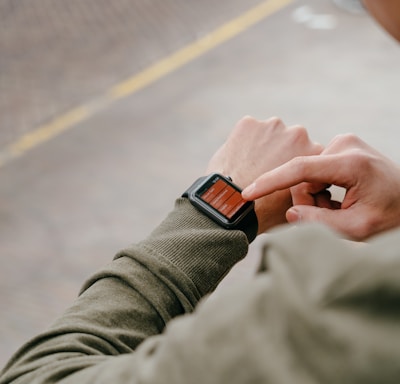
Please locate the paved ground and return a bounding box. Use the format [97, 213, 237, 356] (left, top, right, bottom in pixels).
[1, 0, 400, 369]
[0, 0, 263, 149]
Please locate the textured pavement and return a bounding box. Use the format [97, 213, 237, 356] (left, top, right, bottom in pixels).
[0, 0, 262, 149]
[1, 0, 400, 369]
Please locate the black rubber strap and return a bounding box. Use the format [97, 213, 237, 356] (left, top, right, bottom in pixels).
[239, 208, 258, 243]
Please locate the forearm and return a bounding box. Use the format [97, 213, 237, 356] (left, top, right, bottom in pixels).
[0, 199, 249, 384]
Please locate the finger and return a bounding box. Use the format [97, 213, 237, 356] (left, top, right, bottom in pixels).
[314, 190, 335, 209]
[290, 182, 331, 206]
[242, 154, 353, 201]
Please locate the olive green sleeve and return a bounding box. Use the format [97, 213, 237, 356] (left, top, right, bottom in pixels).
[0, 199, 249, 384]
[58, 225, 400, 384]
[4, 220, 400, 384]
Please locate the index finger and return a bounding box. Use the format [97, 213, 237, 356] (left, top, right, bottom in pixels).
[242, 154, 353, 200]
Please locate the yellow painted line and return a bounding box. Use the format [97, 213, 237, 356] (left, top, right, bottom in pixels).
[9, 107, 90, 156]
[0, 106, 91, 168]
[0, 0, 293, 168]
[110, 0, 293, 99]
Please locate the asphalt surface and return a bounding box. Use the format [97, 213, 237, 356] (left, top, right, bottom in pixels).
[1, 0, 400, 368]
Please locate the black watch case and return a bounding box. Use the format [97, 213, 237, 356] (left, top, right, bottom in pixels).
[183, 173, 255, 229]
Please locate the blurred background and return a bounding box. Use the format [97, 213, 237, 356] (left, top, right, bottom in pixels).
[1, 0, 400, 368]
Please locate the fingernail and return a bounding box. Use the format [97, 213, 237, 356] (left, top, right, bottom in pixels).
[287, 208, 301, 223]
[242, 183, 255, 198]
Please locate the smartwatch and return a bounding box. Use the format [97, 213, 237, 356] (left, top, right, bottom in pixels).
[182, 173, 258, 242]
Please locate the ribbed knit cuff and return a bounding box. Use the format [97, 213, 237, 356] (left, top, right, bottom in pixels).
[137, 198, 250, 296]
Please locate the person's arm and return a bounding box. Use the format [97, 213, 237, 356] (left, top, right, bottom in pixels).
[0, 116, 322, 384]
[0, 199, 250, 384]
[243, 133, 400, 240]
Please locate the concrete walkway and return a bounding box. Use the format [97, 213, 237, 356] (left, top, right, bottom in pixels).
[1, 0, 400, 368]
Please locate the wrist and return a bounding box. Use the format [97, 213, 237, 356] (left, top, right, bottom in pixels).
[254, 190, 292, 233]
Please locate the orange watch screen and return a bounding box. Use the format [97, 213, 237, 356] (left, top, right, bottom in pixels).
[200, 179, 246, 219]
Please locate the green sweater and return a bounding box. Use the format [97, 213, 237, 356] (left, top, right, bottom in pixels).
[1, 198, 400, 383]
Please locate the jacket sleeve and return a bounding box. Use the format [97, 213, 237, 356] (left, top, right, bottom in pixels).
[57, 225, 400, 384]
[0, 198, 249, 384]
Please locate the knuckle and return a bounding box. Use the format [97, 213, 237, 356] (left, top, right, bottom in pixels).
[236, 115, 257, 129]
[346, 148, 373, 170]
[290, 124, 307, 133]
[292, 156, 309, 174]
[235, 115, 258, 134]
[289, 124, 309, 142]
[331, 133, 362, 147]
[240, 115, 257, 124]
[343, 133, 363, 146]
[347, 211, 380, 241]
[265, 116, 284, 130]
[349, 219, 375, 241]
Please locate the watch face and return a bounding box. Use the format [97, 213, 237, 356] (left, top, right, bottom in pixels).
[194, 174, 254, 227]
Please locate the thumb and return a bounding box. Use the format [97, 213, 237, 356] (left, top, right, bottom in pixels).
[287, 205, 372, 241]
[286, 205, 346, 233]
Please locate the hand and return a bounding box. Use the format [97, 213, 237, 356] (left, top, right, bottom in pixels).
[242, 133, 400, 240]
[206, 116, 323, 234]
